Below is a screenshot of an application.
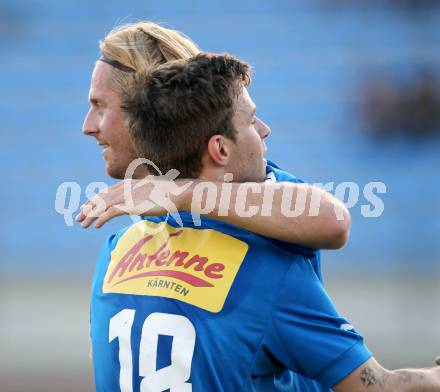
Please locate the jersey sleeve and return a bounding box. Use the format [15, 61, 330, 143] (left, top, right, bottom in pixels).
[265, 160, 319, 265]
[260, 259, 372, 387]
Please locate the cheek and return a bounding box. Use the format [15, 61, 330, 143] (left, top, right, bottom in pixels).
[108, 116, 134, 149]
[118, 127, 134, 148]
[249, 134, 263, 156]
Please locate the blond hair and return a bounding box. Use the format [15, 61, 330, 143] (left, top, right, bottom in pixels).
[99, 22, 200, 94]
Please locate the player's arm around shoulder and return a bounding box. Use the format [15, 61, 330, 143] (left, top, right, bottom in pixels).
[76, 175, 351, 249]
[180, 179, 351, 249]
[334, 357, 440, 392]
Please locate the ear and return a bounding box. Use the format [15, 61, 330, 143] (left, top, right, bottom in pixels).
[206, 135, 232, 167]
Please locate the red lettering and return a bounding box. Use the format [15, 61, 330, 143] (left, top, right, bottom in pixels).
[169, 230, 184, 238]
[148, 241, 168, 263]
[128, 253, 147, 272]
[109, 228, 227, 285]
[169, 250, 189, 266]
[184, 255, 208, 271]
[204, 263, 225, 279]
[155, 250, 171, 266]
[107, 235, 153, 283]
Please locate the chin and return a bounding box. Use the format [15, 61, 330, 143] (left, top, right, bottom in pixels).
[106, 163, 125, 180]
[238, 171, 265, 183]
[254, 165, 267, 182]
[257, 172, 266, 182]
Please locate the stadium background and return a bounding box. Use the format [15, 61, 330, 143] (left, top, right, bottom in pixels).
[1, 1, 439, 391]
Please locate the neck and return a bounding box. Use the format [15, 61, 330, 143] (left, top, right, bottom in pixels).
[198, 167, 226, 182]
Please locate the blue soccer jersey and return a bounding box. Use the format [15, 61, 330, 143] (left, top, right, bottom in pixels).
[263, 160, 330, 391]
[264, 160, 323, 282]
[90, 185, 371, 392]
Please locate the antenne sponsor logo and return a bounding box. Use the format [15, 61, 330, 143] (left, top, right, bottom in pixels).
[107, 229, 225, 288]
[103, 220, 248, 312]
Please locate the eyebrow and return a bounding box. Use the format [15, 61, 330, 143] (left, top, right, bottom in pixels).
[89, 96, 101, 106]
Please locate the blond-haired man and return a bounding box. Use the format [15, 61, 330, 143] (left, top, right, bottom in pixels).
[89, 51, 440, 392]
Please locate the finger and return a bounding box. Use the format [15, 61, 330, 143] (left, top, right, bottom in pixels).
[75, 209, 85, 222]
[83, 192, 110, 218]
[80, 202, 106, 229]
[81, 213, 98, 229]
[94, 205, 125, 228]
[77, 199, 98, 219]
[76, 203, 94, 224]
[79, 186, 112, 216]
[80, 200, 96, 217]
[75, 199, 96, 223]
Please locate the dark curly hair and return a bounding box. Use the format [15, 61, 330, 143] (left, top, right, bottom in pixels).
[121, 53, 251, 178]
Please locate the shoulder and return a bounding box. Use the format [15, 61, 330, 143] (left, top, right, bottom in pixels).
[265, 159, 305, 184]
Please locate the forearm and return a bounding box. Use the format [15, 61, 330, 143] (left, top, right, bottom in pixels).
[389, 368, 440, 392]
[334, 358, 440, 392]
[180, 180, 351, 249]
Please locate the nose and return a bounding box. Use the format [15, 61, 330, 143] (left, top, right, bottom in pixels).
[256, 117, 271, 140]
[82, 108, 98, 136]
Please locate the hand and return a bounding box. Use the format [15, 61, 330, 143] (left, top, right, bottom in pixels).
[75, 176, 192, 229]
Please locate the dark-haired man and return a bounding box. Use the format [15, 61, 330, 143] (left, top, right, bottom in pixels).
[78, 22, 351, 248]
[88, 53, 440, 391]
